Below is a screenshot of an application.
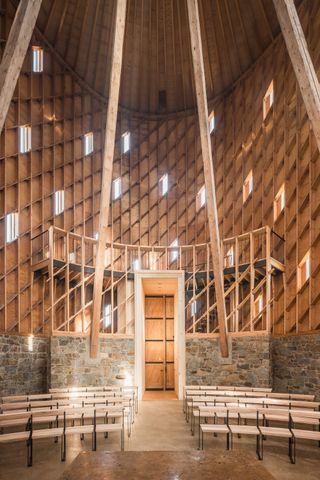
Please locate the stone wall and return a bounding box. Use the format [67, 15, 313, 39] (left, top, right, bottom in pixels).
[272, 334, 320, 400]
[0, 335, 49, 396]
[1, 332, 319, 398]
[186, 335, 272, 388]
[49, 336, 135, 388]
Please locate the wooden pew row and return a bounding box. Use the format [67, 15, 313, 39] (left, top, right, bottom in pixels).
[185, 389, 315, 401]
[196, 406, 320, 463]
[0, 407, 125, 467]
[190, 398, 320, 436]
[182, 386, 273, 414]
[0, 404, 132, 438]
[48, 385, 138, 412]
[0, 396, 135, 428]
[2, 386, 139, 414]
[184, 385, 273, 392]
[185, 393, 319, 423]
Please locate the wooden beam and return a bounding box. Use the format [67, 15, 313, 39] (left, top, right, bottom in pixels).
[90, 0, 127, 358]
[0, 0, 42, 135]
[273, 0, 320, 153]
[186, 0, 228, 357]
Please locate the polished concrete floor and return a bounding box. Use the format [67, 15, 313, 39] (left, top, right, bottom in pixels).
[0, 399, 319, 480]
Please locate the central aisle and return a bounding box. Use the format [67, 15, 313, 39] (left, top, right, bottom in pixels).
[127, 399, 195, 451]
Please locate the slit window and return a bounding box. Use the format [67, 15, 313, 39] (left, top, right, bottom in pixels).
[297, 251, 310, 290]
[84, 132, 94, 156]
[132, 259, 140, 271]
[254, 294, 263, 317]
[68, 252, 76, 263]
[263, 80, 274, 119]
[32, 47, 43, 73]
[121, 131, 131, 154]
[274, 184, 285, 221]
[103, 304, 112, 329]
[5, 212, 19, 243]
[243, 170, 253, 203]
[170, 239, 179, 262]
[197, 185, 206, 210]
[28, 335, 34, 352]
[54, 190, 64, 216]
[19, 125, 31, 153]
[113, 177, 122, 200]
[159, 174, 169, 196]
[225, 246, 234, 268]
[209, 110, 215, 134]
[149, 252, 158, 270]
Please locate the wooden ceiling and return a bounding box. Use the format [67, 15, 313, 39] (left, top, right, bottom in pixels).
[33, 0, 288, 115]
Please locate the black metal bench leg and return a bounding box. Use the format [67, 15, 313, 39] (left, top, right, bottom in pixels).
[256, 435, 262, 460]
[289, 437, 295, 464]
[61, 434, 66, 462]
[92, 431, 97, 451]
[27, 439, 33, 467]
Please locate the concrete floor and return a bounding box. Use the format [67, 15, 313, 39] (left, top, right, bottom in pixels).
[0, 399, 319, 480]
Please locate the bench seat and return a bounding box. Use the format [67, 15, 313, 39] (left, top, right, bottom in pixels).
[292, 429, 320, 441]
[259, 426, 292, 438]
[0, 431, 30, 443]
[32, 427, 63, 439]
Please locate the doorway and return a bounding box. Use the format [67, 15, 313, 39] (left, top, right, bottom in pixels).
[134, 271, 185, 400]
[145, 296, 174, 391]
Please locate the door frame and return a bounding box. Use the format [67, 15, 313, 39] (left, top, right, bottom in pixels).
[134, 270, 186, 400]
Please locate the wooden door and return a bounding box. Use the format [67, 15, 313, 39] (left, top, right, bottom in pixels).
[145, 296, 174, 390]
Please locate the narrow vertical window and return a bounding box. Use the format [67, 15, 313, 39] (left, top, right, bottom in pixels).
[84, 132, 94, 156]
[209, 110, 215, 134]
[254, 294, 263, 317]
[103, 304, 112, 329]
[243, 170, 253, 203]
[5, 212, 19, 243]
[68, 252, 76, 263]
[274, 184, 285, 221]
[197, 185, 206, 210]
[113, 177, 122, 200]
[32, 46, 43, 72]
[263, 80, 274, 119]
[121, 131, 131, 154]
[19, 125, 32, 153]
[28, 335, 34, 352]
[132, 259, 140, 271]
[159, 174, 169, 196]
[170, 239, 179, 262]
[54, 190, 64, 216]
[149, 252, 158, 270]
[225, 246, 234, 268]
[298, 251, 310, 290]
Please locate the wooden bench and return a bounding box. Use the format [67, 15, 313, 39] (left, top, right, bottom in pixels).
[196, 406, 320, 464]
[0, 407, 125, 466]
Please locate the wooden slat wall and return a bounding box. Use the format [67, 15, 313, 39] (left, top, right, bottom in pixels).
[0, 0, 319, 336]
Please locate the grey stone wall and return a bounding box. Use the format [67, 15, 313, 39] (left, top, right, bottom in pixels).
[272, 334, 320, 400]
[0, 335, 49, 396]
[1, 332, 319, 398]
[186, 335, 272, 388]
[50, 336, 135, 388]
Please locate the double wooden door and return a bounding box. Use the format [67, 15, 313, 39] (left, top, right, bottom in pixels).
[145, 296, 174, 390]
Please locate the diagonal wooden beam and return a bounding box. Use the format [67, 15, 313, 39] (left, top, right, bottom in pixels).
[273, 0, 320, 153]
[186, 0, 228, 357]
[90, 0, 127, 358]
[0, 0, 42, 135]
